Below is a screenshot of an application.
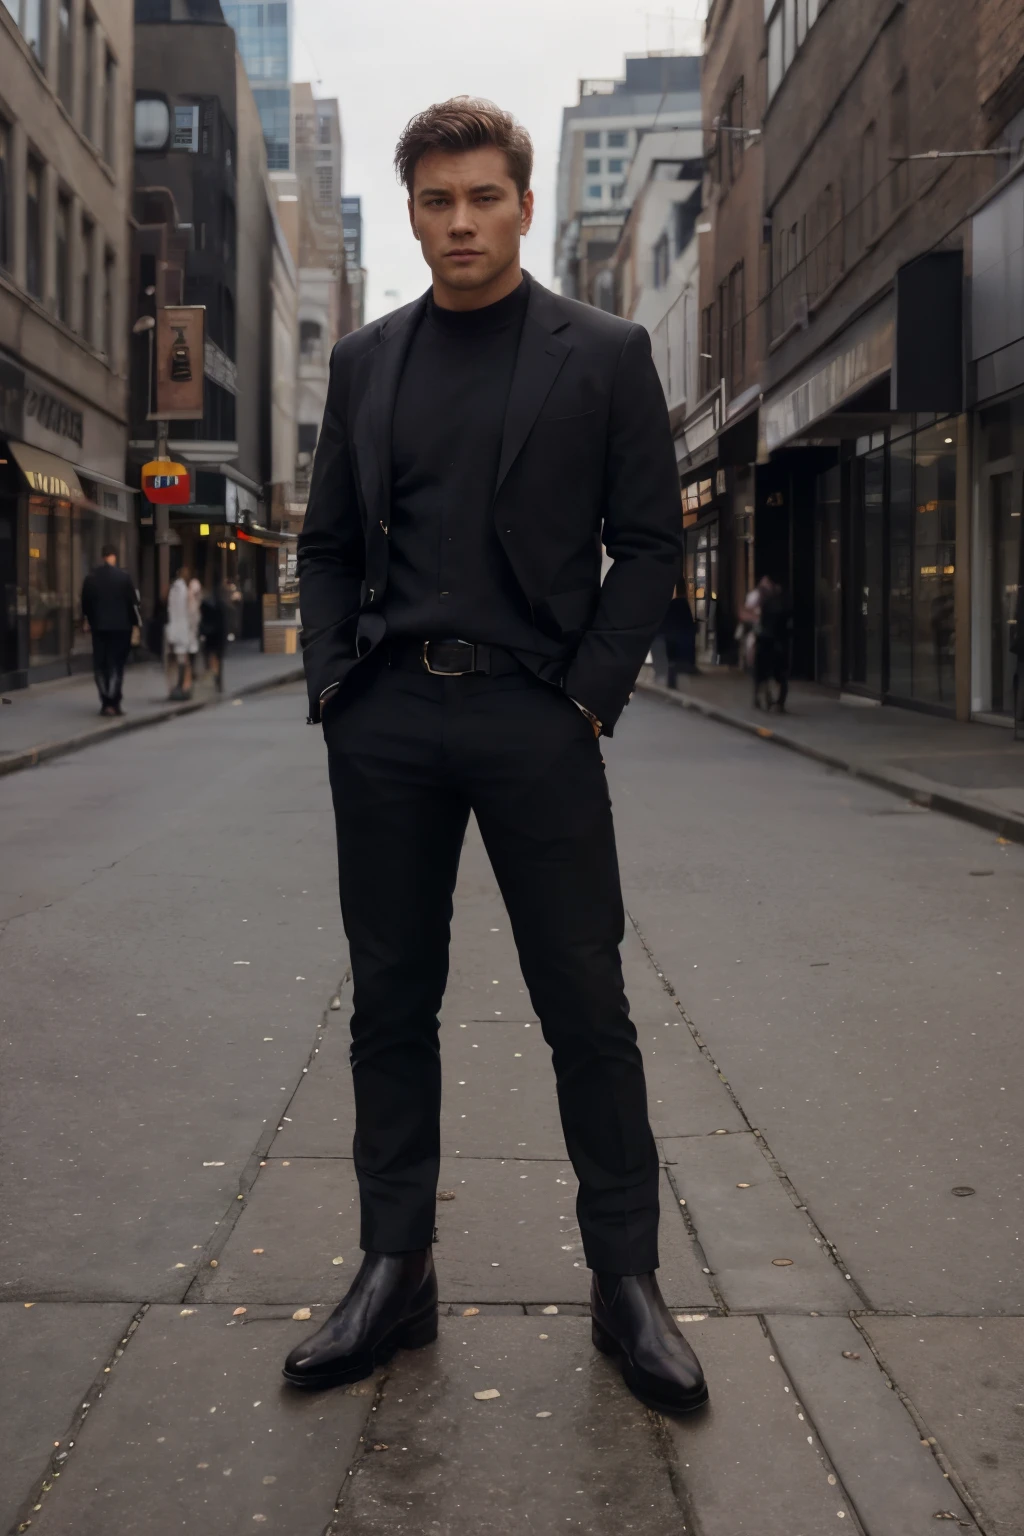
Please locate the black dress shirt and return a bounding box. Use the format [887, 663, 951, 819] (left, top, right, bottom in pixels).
[384, 280, 560, 658]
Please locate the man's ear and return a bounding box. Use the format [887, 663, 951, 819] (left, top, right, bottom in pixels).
[520, 187, 535, 237]
[407, 196, 420, 242]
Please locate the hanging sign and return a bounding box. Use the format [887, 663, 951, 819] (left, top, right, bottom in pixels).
[141, 459, 191, 504]
[155, 306, 206, 419]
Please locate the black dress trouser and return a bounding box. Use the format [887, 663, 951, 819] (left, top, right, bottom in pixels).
[324, 658, 661, 1275]
[92, 629, 132, 708]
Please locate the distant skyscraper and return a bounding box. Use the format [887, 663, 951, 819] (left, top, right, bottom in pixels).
[222, 0, 292, 169]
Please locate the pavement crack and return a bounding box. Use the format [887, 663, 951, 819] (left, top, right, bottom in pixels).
[323, 1367, 392, 1533]
[183, 972, 351, 1302]
[626, 910, 873, 1311]
[7, 1303, 149, 1536]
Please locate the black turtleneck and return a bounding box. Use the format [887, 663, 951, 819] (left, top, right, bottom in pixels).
[384, 278, 560, 658]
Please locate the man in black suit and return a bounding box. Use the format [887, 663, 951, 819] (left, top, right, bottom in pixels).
[80, 545, 139, 717]
[285, 97, 707, 1415]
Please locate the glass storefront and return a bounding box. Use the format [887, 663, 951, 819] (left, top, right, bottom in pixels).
[814, 415, 960, 708]
[28, 494, 73, 666]
[975, 398, 1023, 718]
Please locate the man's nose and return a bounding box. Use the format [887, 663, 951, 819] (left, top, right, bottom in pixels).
[448, 202, 477, 236]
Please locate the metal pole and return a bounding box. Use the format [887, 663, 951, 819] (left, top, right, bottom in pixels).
[155, 421, 170, 600]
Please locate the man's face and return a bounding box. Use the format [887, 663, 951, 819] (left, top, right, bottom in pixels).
[409, 146, 533, 295]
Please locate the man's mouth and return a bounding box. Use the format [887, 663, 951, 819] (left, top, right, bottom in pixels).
[447, 249, 483, 261]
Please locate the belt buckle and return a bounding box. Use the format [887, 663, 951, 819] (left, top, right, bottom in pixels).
[422, 640, 475, 676]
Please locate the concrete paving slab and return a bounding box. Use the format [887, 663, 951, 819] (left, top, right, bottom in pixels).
[862, 1316, 1024, 1536]
[0, 1302, 135, 1534]
[334, 1314, 684, 1535]
[201, 1157, 714, 1310]
[273, 1012, 740, 1162]
[768, 1315, 974, 1535]
[663, 1133, 859, 1313]
[29, 1305, 371, 1536]
[199, 1159, 360, 1304]
[661, 1316, 854, 1534]
[434, 1158, 714, 1307]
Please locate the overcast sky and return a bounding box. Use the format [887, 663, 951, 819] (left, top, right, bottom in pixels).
[292, 1, 706, 320]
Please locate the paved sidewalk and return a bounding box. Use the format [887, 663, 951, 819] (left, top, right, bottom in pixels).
[0, 641, 304, 776]
[639, 664, 1024, 843]
[2, 684, 1019, 1535]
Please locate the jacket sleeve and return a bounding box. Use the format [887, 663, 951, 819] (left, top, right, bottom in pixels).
[562, 324, 681, 734]
[297, 340, 365, 719]
[81, 574, 95, 629]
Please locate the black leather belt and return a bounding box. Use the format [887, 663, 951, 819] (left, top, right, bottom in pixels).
[386, 638, 522, 677]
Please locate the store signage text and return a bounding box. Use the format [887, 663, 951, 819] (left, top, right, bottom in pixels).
[25, 384, 84, 447]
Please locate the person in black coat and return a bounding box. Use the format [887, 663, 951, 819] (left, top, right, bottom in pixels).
[285, 97, 707, 1418]
[80, 545, 139, 716]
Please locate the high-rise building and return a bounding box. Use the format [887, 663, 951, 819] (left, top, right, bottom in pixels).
[341, 194, 366, 331]
[554, 54, 701, 307]
[222, 0, 291, 169]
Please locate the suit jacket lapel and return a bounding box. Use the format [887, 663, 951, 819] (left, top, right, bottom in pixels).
[364, 294, 427, 522]
[494, 282, 571, 501]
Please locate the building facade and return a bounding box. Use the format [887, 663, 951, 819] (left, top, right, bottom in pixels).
[0, 0, 135, 688]
[341, 192, 365, 332]
[291, 82, 345, 499]
[131, 0, 295, 638]
[554, 54, 701, 308]
[221, 0, 290, 170]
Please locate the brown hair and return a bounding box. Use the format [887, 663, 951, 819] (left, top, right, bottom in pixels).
[394, 96, 533, 201]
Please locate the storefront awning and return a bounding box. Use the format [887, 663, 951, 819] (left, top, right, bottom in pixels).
[7, 440, 87, 503]
[236, 524, 297, 548]
[760, 299, 894, 454]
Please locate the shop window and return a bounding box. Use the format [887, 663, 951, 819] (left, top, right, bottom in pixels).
[912, 424, 957, 706]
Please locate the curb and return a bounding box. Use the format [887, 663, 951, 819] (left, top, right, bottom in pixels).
[637, 674, 1024, 848]
[0, 665, 305, 781]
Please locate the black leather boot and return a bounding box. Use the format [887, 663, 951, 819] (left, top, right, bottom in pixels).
[282, 1248, 437, 1389]
[591, 1271, 709, 1414]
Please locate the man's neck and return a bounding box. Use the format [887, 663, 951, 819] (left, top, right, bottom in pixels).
[432, 259, 524, 313]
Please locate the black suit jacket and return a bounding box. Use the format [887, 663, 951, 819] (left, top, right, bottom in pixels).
[297, 276, 681, 734]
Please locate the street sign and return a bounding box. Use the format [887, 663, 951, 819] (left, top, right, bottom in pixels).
[155, 306, 205, 419]
[141, 459, 190, 504]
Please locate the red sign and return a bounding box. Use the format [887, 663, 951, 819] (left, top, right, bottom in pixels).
[141, 459, 190, 505]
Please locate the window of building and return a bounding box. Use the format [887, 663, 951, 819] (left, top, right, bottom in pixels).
[316, 166, 333, 202]
[82, 9, 96, 138]
[673, 186, 700, 255]
[172, 104, 200, 152]
[585, 158, 601, 174]
[57, 0, 73, 109]
[26, 155, 42, 299]
[610, 183, 625, 203]
[102, 247, 114, 360]
[861, 120, 878, 247]
[300, 319, 322, 362]
[587, 183, 602, 200]
[297, 422, 318, 455]
[653, 233, 670, 289]
[767, 0, 827, 101]
[584, 131, 600, 148]
[135, 96, 170, 150]
[727, 261, 745, 396]
[699, 303, 715, 395]
[55, 192, 71, 323]
[80, 214, 94, 342]
[223, 287, 235, 358]
[607, 130, 627, 148]
[221, 197, 235, 266]
[317, 113, 331, 145]
[608, 157, 624, 174]
[889, 73, 909, 213]
[6, 0, 47, 61]
[0, 118, 10, 272]
[103, 50, 117, 165]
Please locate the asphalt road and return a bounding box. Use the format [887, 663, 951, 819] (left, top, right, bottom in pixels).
[1, 683, 1021, 1536]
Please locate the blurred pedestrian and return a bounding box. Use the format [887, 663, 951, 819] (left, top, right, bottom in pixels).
[660, 588, 697, 688]
[200, 577, 229, 692]
[752, 575, 792, 712]
[165, 568, 198, 700]
[80, 544, 139, 717]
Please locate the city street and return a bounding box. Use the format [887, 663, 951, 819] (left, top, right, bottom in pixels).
[1, 683, 1022, 1535]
